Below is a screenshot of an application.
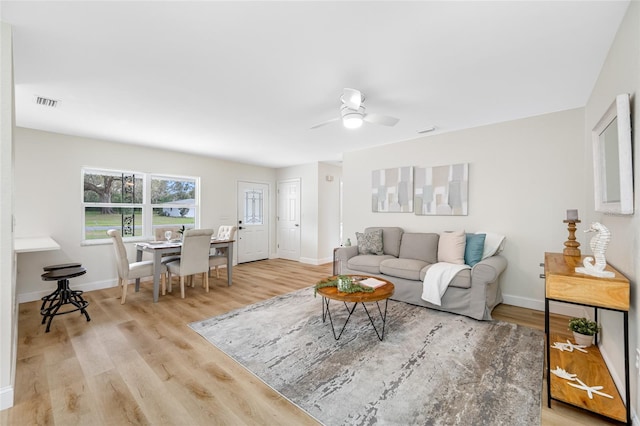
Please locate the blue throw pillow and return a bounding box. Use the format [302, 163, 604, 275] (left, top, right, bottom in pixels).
[464, 233, 486, 266]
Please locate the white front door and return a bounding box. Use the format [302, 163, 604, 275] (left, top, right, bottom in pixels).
[237, 181, 269, 263]
[277, 179, 301, 260]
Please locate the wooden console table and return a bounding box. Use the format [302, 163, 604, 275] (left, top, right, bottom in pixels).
[544, 252, 630, 424]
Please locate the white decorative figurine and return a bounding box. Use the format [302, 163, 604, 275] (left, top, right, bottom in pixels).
[575, 222, 614, 278]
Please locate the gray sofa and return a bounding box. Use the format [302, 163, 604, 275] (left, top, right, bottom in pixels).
[335, 227, 507, 320]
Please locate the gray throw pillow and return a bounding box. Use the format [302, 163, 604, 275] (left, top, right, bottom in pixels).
[356, 229, 384, 255]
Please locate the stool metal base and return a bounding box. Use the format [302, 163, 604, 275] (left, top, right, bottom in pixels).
[40, 267, 90, 333]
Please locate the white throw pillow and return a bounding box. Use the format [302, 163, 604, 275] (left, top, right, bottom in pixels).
[437, 230, 466, 264]
[476, 231, 506, 259]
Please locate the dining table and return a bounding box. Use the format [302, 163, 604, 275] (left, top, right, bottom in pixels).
[135, 238, 235, 302]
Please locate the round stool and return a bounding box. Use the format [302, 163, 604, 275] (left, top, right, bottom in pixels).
[43, 262, 82, 272]
[40, 263, 83, 313]
[40, 266, 91, 333]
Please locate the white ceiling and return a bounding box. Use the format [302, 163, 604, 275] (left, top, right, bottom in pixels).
[1, 1, 630, 168]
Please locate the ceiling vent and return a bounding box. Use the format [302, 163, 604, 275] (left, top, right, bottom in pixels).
[35, 96, 59, 108]
[417, 126, 436, 134]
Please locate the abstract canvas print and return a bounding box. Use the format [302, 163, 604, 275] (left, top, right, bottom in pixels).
[414, 163, 468, 215]
[372, 167, 413, 212]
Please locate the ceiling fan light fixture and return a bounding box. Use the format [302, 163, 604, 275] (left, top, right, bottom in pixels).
[342, 114, 363, 129]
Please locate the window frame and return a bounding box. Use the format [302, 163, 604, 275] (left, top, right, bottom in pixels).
[81, 167, 200, 245]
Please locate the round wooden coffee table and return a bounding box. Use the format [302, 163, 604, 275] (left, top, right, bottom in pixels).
[316, 275, 394, 341]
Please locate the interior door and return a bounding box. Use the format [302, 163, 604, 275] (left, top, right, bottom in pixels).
[277, 179, 301, 260]
[237, 181, 269, 263]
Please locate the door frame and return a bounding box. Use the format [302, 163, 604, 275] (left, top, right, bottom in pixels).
[236, 180, 271, 263]
[276, 178, 301, 261]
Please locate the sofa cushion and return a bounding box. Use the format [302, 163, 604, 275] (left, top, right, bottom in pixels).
[356, 228, 384, 255]
[420, 264, 472, 289]
[380, 258, 428, 281]
[365, 227, 403, 257]
[464, 233, 486, 266]
[398, 233, 439, 264]
[347, 254, 395, 274]
[437, 230, 466, 264]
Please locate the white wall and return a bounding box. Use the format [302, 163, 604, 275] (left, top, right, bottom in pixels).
[318, 162, 342, 263]
[342, 108, 586, 310]
[0, 21, 16, 411]
[584, 0, 639, 414]
[14, 127, 277, 302]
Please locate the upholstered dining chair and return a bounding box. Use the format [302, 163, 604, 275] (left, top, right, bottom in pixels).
[107, 229, 167, 304]
[165, 228, 214, 298]
[209, 225, 237, 278]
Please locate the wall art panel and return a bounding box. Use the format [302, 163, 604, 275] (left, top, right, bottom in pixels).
[371, 166, 414, 212]
[414, 163, 468, 215]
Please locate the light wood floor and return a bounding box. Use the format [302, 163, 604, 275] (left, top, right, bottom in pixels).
[1, 259, 619, 425]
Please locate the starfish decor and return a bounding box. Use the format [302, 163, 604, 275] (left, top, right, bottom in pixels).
[550, 366, 614, 400]
[550, 340, 588, 353]
[568, 378, 614, 400]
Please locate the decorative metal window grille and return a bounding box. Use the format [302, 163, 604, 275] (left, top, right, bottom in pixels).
[121, 173, 136, 236]
[244, 189, 263, 225]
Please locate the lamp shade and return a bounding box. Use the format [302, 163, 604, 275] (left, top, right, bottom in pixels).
[342, 113, 363, 129]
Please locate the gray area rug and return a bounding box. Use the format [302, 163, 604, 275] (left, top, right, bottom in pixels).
[189, 288, 544, 425]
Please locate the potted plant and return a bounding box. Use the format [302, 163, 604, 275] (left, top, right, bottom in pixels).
[568, 317, 600, 347]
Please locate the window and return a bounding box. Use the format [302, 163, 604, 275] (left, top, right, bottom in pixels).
[151, 175, 197, 232]
[243, 188, 264, 225]
[82, 168, 199, 242]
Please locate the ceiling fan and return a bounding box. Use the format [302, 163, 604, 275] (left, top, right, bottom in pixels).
[311, 88, 399, 130]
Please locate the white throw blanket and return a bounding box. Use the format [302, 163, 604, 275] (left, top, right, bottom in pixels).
[421, 262, 471, 306]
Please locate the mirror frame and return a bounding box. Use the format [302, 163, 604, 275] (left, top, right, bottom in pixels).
[592, 93, 633, 215]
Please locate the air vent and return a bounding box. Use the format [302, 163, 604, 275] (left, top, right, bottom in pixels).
[417, 126, 436, 134]
[35, 96, 59, 108]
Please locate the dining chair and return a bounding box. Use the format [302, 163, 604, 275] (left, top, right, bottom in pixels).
[209, 225, 237, 278]
[165, 228, 214, 298]
[107, 229, 167, 304]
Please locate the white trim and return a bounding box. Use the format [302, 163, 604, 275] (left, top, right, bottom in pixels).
[0, 385, 14, 411]
[298, 256, 332, 266]
[501, 293, 588, 317]
[16, 278, 151, 304]
[599, 344, 626, 405]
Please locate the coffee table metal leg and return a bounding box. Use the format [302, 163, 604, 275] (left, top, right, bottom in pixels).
[361, 299, 389, 341]
[322, 298, 390, 341]
[323, 298, 359, 340]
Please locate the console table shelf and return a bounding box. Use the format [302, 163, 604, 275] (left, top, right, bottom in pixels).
[544, 252, 630, 424]
[548, 332, 626, 422]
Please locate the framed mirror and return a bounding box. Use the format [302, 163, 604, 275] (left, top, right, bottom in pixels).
[592, 93, 633, 215]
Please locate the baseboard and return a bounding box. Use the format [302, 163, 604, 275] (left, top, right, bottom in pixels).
[501, 293, 587, 318]
[0, 385, 14, 411]
[599, 344, 626, 404]
[298, 257, 332, 266]
[18, 278, 119, 303]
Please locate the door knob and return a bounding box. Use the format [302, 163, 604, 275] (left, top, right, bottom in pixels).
[295, 224, 299, 227]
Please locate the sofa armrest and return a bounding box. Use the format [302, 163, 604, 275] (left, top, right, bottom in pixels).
[471, 255, 507, 284]
[335, 246, 358, 262]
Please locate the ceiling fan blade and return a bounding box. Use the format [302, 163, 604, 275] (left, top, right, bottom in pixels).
[310, 117, 339, 129]
[364, 113, 399, 127]
[342, 88, 362, 110]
